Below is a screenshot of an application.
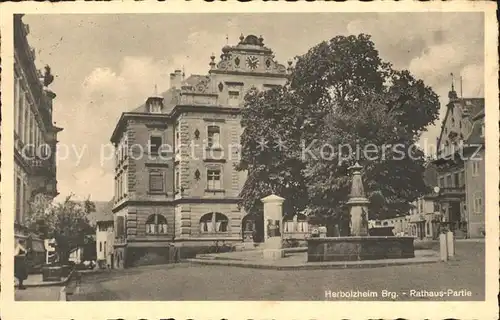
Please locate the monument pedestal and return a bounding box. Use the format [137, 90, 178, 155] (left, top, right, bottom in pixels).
[261, 194, 286, 261]
[346, 163, 370, 236]
[261, 236, 284, 260]
[263, 249, 285, 260]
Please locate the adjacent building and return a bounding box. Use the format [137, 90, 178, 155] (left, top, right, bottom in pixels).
[406, 195, 441, 239]
[13, 15, 63, 261]
[432, 83, 485, 238]
[95, 200, 115, 268]
[110, 34, 289, 267]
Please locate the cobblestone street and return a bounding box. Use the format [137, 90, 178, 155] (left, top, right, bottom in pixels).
[15, 285, 61, 301]
[64, 242, 484, 301]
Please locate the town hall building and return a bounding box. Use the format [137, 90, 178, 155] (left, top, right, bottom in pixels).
[110, 35, 290, 267]
[432, 82, 485, 238]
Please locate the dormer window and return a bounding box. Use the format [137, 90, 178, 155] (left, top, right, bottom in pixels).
[150, 103, 162, 113]
[146, 97, 163, 114]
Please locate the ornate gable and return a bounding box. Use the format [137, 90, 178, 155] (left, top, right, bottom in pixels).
[436, 87, 484, 159]
[181, 75, 215, 95]
[209, 34, 287, 75]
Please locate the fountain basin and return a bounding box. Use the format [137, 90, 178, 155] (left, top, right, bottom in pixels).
[307, 236, 415, 262]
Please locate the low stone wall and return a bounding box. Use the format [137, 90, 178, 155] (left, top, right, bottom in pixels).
[307, 236, 415, 262]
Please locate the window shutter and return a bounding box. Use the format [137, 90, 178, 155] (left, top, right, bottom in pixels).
[116, 217, 125, 237]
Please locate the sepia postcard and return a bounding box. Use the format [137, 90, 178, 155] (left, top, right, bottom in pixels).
[0, 1, 498, 320]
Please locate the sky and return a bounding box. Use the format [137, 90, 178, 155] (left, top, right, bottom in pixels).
[22, 13, 485, 202]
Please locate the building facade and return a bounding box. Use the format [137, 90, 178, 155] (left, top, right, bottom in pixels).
[406, 196, 441, 239]
[111, 35, 289, 267]
[95, 201, 115, 268]
[433, 84, 485, 238]
[13, 15, 63, 263]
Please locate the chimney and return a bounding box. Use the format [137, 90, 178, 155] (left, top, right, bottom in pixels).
[170, 69, 183, 89]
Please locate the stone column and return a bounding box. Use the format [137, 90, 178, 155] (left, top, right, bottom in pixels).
[261, 194, 285, 260]
[346, 163, 370, 236]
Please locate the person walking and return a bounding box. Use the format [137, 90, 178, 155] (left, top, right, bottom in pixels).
[14, 243, 28, 290]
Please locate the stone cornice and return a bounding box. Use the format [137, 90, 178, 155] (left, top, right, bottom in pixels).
[112, 197, 240, 213]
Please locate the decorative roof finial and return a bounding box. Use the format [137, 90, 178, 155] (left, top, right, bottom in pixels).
[239, 33, 244, 42]
[460, 75, 463, 98]
[448, 72, 458, 100]
[209, 53, 216, 69]
[154, 84, 158, 96]
[226, 34, 229, 45]
[451, 72, 455, 92]
[286, 59, 293, 73]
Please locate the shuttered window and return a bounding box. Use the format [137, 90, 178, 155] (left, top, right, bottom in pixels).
[116, 216, 125, 237]
[149, 171, 164, 192]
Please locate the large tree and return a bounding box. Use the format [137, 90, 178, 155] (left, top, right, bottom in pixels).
[26, 194, 95, 264]
[237, 86, 308, 219]
[238, 34, 439, 232]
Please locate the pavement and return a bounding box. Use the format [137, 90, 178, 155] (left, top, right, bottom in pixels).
[14, 269, 94, 301]
[14, 285, 63, 301]
[68, 241, 485, 301]
[14, 272, 72, 301]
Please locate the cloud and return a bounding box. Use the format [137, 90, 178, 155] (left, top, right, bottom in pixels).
[55, 56, 174, 202]
[34, 13, 482, 201]
[347, 13, 485, 156]
[409, 44, 463, 81]
[460, 64, 484, 97]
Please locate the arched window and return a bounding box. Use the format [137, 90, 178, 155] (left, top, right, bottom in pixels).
[199, 212, 228, 233]
[145, 214, 168, 235]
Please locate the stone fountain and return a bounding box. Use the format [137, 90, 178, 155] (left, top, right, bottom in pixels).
[307, 163, 415, 262]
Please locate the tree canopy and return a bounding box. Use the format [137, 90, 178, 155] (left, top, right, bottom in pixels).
[27, 194, 96, 263]
[237, 86, 308, 217]
[237, 34, 440, 228]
